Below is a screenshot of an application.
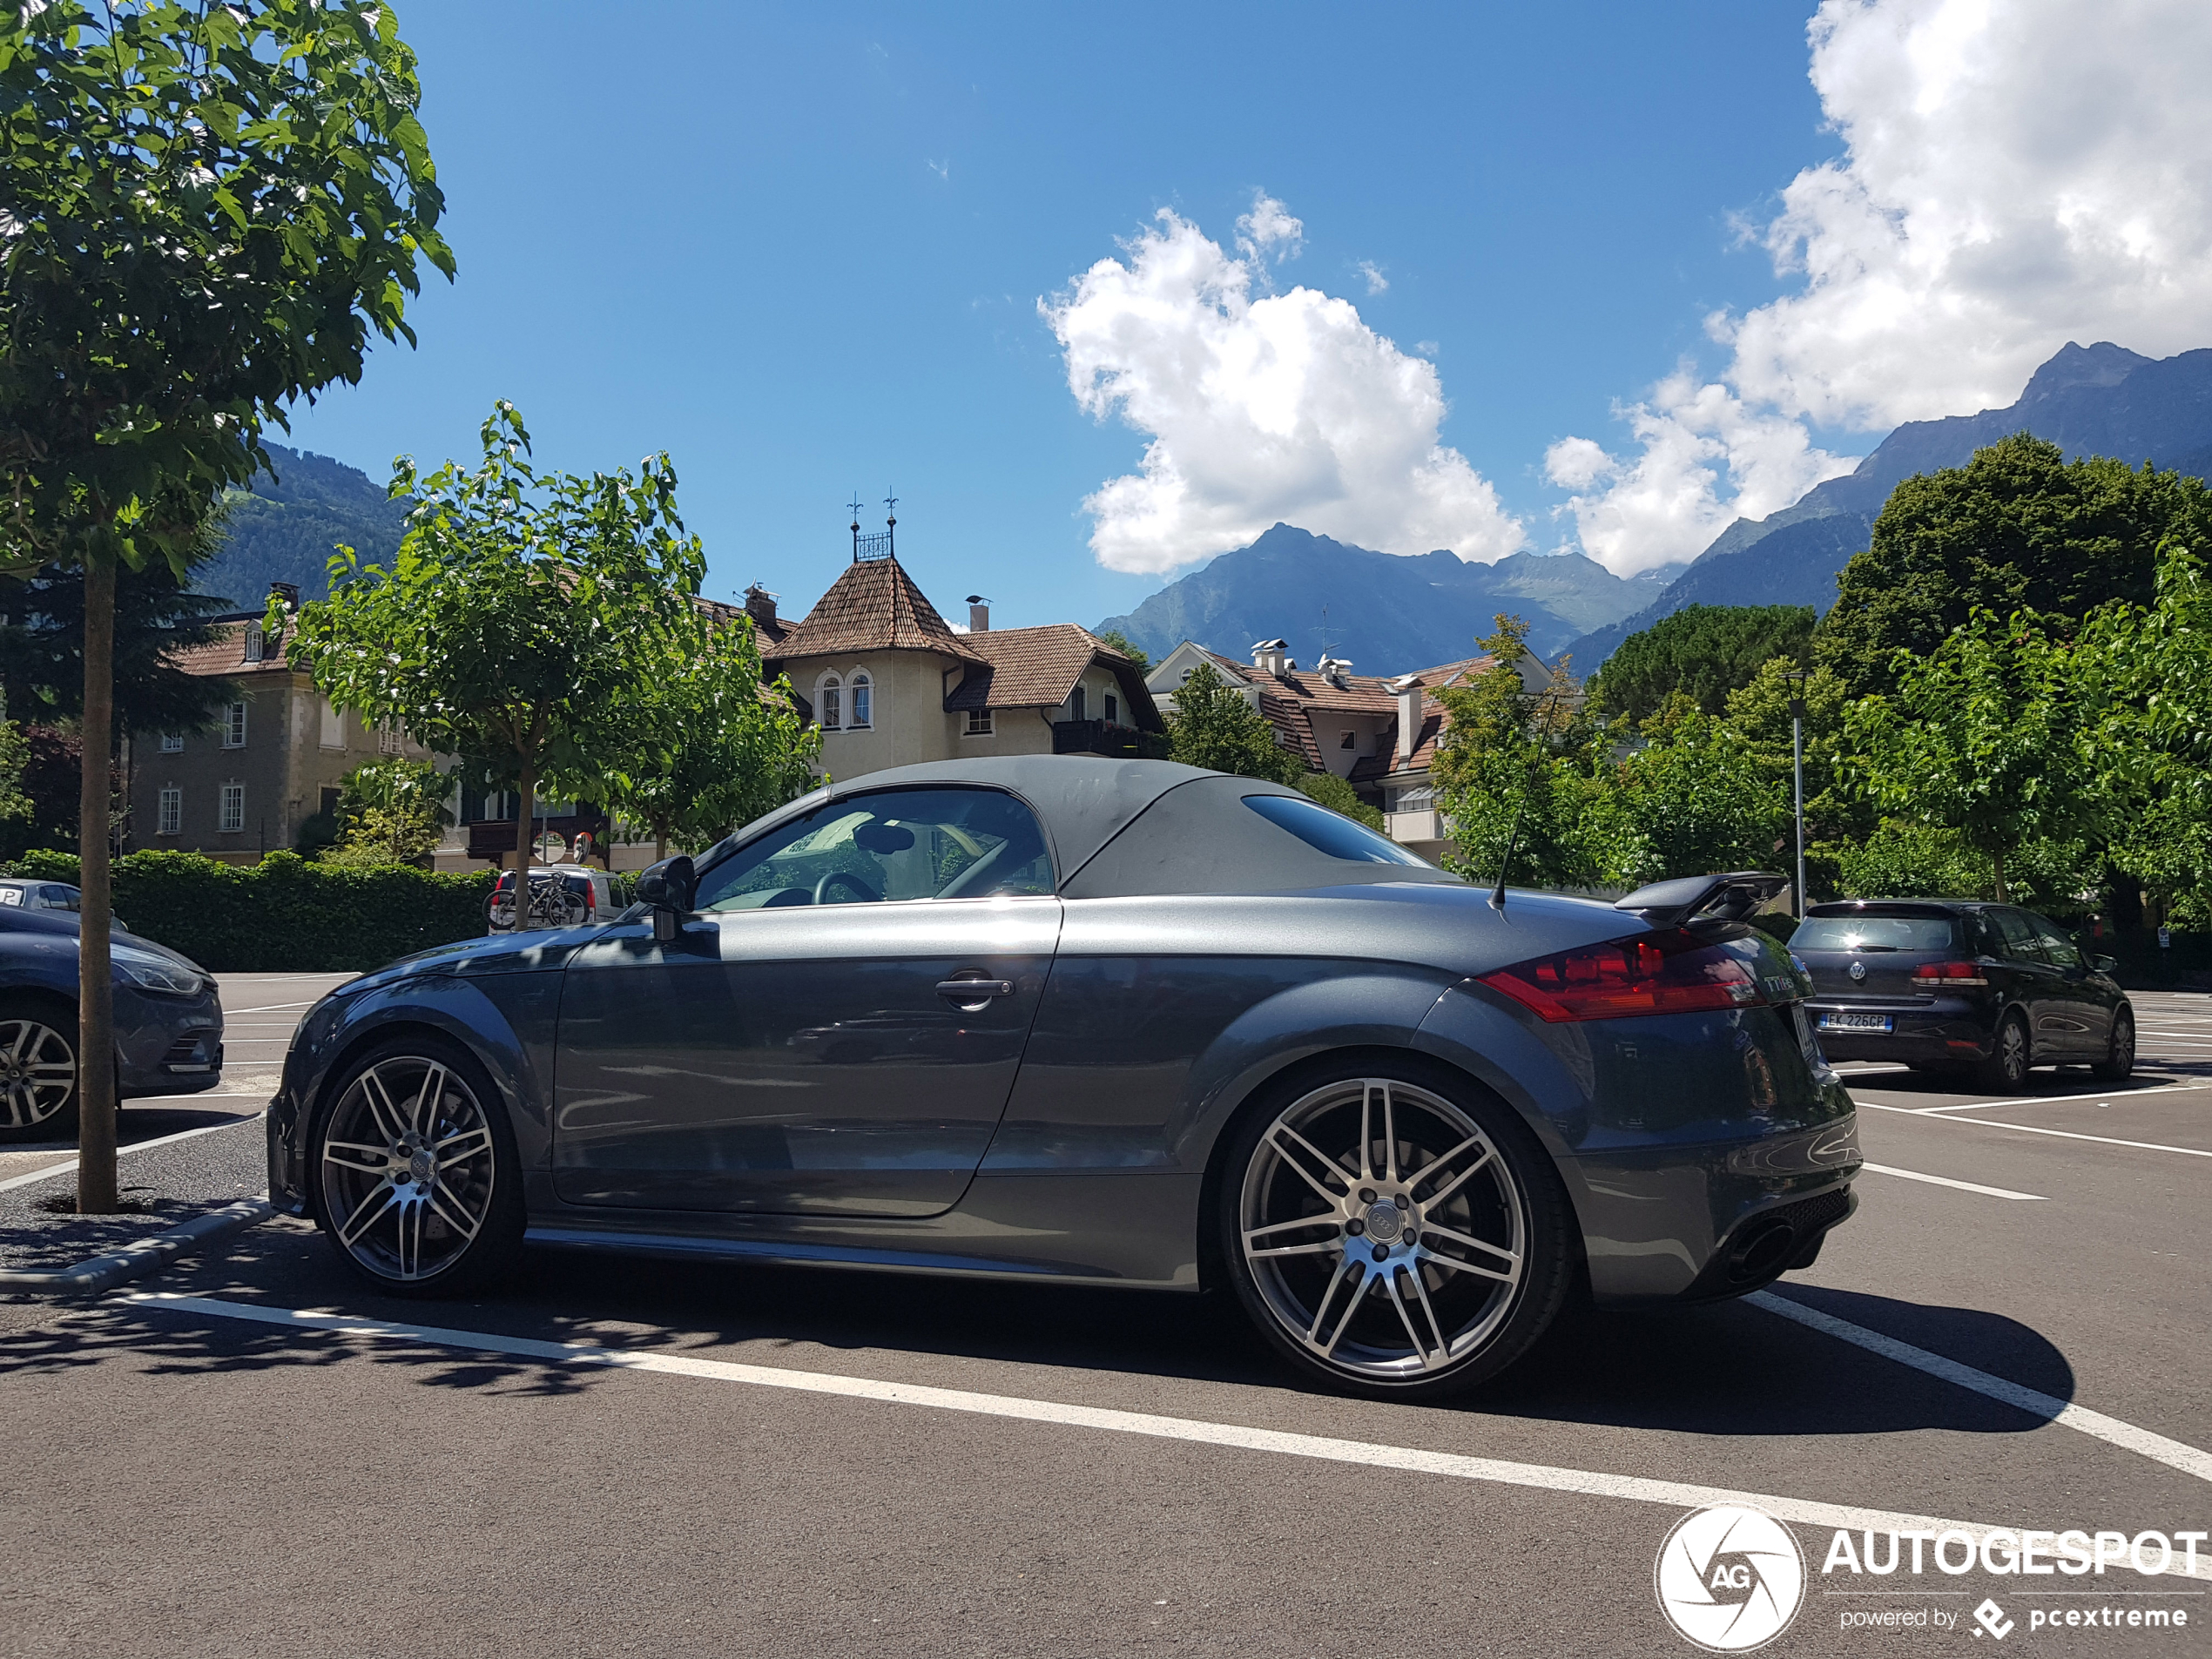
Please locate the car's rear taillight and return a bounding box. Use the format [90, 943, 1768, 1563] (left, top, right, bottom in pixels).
[1912, 961, 1989, 986]
[1478, 929, 1766, 1023]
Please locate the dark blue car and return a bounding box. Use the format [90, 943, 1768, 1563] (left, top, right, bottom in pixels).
[0, 904, 226, 1142]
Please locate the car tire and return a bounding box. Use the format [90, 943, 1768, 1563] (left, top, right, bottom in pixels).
[1216, 1055, 1575, 1400]
[1975, 1012, 2032, 1095]
[0, 998, 81, 1145]
[2093, 1008, 2135, 1082]
[312, 1035, 525, 1296]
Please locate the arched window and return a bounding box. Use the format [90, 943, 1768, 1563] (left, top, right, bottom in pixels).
[849, 671, 873, 729]
[818, 672, 843, 731]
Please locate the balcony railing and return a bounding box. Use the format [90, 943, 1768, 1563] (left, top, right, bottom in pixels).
[1051, 719, 1152, 758]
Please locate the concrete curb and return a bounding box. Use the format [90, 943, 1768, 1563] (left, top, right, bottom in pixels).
[0, 1198, 273, 1294]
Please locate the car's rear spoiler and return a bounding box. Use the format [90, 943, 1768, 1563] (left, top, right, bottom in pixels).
[1614, 871, 1788, 928]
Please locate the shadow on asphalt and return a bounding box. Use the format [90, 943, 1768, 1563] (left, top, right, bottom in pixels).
[0, 1220, 2075, 1441]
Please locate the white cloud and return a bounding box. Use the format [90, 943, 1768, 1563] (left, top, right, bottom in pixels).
[1544, 374, 1855, 576]
[1721, 0, 2212, 428]
[1043, 202, 1525, 576]
[1358, 260, 1389, 295]
[1549, 0, 2212, 575]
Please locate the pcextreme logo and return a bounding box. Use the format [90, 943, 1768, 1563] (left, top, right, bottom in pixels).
[1656, 1504, 1808, 1652]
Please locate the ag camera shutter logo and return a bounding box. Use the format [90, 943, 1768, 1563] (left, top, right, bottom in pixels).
[1655, 1504, 1807, 1651]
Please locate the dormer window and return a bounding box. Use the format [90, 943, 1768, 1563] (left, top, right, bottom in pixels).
[849, 671, 873, 729]
[243, 624, 265, 663]
[819, 673, 842, 731]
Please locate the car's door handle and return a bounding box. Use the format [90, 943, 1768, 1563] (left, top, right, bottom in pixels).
[937, 979, 1015, 1000]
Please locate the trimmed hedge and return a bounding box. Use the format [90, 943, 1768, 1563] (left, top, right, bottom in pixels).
[8, 848, 496, 972]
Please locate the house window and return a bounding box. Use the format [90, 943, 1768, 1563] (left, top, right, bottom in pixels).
[819, 673, 842, 731]
[379, 721, 403, 755]
[1069, 686, 1087, 721]
[157, 788, 181, 835]
[320, 697, 344, 749]
[159, 732, 184, 753]
[849, 671, 873, 729]
[1105, 693, 1119, 725]
[1339, 729, 1357, 751]
[222, 701, 247, 748]
[964, 708, 994, 736]
[219, 782, 245, 833]
[244, 623, 265, 663]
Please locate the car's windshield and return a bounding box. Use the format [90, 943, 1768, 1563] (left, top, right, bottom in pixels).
[695, 786, 1054, 910]
[1794, 915, 1956, 953]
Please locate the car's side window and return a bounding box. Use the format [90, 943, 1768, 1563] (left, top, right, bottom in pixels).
[2027, 915, 2083, 968]
[1991, 909, 2044, 962]
[691, 787, 1055, 912]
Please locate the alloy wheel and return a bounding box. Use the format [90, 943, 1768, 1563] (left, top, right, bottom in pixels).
[1998, 1018, 2029, 1086]
[320, 1055, 499, 1283]
[1238, 1076, 1526, 1383]
[0, 1016, 77, 1130]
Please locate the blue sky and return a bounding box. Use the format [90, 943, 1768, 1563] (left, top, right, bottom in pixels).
[279, 3, 1858, 628]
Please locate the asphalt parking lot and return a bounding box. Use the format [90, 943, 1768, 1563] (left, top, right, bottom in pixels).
[0, 984, 2205, 1657]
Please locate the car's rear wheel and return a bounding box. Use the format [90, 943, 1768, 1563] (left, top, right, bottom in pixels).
[2093, 1008, 2135, 1082]
[0, 1000, 79, 1144]
[1976, 1012, 2032, 1094]
[1218, 1061, 1573, 1399]
[314, 1038, 523, 1294]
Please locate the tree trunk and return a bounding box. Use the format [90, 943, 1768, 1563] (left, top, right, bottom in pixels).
[1992, 846, 2008, 905]
[77, 550, 118, 1214]
[654, 826, 668, 863]
[510, 759, 536, 921]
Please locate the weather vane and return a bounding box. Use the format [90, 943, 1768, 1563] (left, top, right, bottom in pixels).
[846, 493, 863, 526]
[883, 489, 898, 524]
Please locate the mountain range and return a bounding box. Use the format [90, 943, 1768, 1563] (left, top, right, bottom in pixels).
[1101, 341, 2212, 677]
[1557, 341, 2212, 667]
[192, 443, 408, 610]
[1096, 524, 1674, 673]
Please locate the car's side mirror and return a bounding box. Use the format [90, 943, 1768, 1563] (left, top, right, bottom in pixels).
[2092, 954, 2118, 974]
[636, 855, 696, 942]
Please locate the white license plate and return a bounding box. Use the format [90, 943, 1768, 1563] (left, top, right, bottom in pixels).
[1819, 1012, 1893, 1033]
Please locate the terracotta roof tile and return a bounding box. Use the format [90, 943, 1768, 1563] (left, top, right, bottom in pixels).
[761, 556, 981, 664]
[165, 616, 295, 678]
[944, 624, 1162, 727]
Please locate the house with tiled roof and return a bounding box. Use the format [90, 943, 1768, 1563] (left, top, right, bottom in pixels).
[756, 526, 1162, 781]
[126, 587, 443, 864]
[1144, 637, 1552, 863]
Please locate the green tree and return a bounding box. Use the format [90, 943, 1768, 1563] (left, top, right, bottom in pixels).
[1165, 661, 1302, 785]
[1843, 608, 2105, 901]
[319, 757, 449, 868]
[0, 699, 30, 829]
[1432, 616, 1600, 889]
[1722, 658, 1858, 898]
[1592, 697, 1791, 888]
[594, 615, 822, 860]
[1294, 769, 1385, 831]
[1588, 604, 1815, 722]
[1817, 435, 2212, 696]
[0, 0, 448, 1211]
[1096, 629, 1152, 675]
[284, 404, 709, 876]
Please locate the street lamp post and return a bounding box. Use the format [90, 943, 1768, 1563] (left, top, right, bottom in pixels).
[1784, 668, 1809, 918]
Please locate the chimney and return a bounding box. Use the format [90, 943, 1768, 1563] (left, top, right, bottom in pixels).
[268, 580, 300, 613]
[1251, 637, 1290, 675]
[966, 594, 991, 632]
[1389, 675, 1424, 764]
[743, 583, 779, 631]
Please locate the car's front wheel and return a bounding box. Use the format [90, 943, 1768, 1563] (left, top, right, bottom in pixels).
[314, 1038, 524, 1294]
[0, 999, 80, 1144]
[1218, 1061, 1574, 1399]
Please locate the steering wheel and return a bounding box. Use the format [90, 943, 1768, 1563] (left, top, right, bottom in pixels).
[813, 870, 880, 906]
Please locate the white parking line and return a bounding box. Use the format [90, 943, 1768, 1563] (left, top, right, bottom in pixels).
[1857, 1102, 2212, 1158]
[1916, 1082, 2208, 1113]
[1749, 1291, 2212, 1487]
[1858, 1162, 2045, 1200]
[0, 1115, 262, 1193]
[110, 1291, 2212, 1578]
[219, 1001, 320, 1016]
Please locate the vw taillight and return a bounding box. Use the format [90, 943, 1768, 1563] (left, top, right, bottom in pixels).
[1478, 929, 1766, 1023]
[1912, 961, 1989, 986]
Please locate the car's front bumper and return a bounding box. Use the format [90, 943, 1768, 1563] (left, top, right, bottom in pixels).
[115, 983, 224, 1098]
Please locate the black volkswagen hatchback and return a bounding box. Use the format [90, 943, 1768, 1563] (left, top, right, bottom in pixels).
[1795, 900, 2134, 1091]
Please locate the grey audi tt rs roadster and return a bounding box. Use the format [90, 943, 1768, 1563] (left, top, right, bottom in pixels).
[269, 757, 1860, 1397]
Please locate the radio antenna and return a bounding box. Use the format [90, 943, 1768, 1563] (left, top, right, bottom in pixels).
[1489, 794, 1526, 911]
